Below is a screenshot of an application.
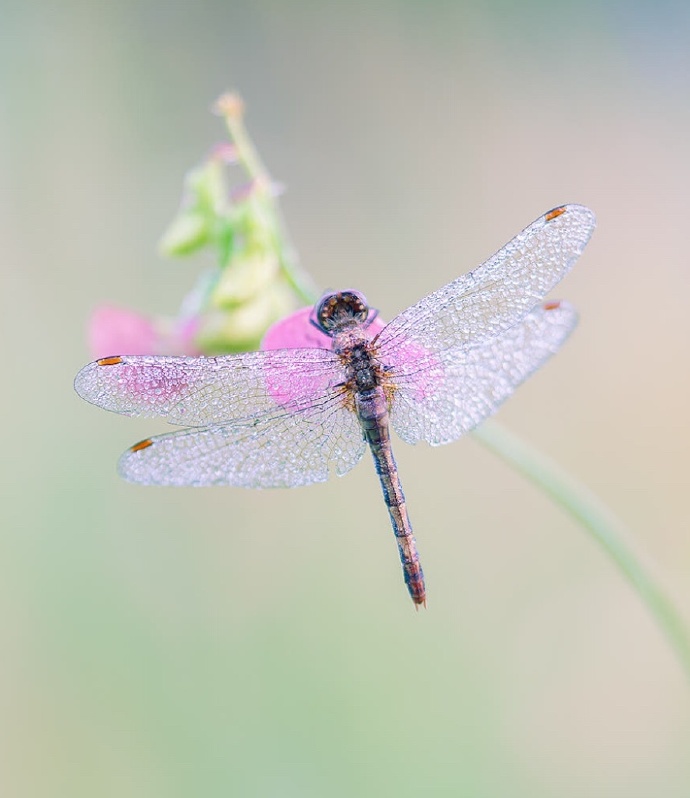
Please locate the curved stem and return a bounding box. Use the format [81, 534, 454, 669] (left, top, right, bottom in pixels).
[215, 93, 318, 305]
[472, 419, 690, 680]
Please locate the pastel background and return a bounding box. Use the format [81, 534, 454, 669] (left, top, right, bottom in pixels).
[2, 1, 689, 796]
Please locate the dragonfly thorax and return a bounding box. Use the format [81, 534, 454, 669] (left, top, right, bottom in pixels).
[348, 344, 379, 392]
[315, 290, 369, 335]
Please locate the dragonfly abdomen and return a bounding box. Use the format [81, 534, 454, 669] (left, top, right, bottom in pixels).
[356, 388, 426, 607]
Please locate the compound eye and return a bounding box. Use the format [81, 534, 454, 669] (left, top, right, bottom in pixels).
[352, 291, 369, 323]
[314, 290, 370, 333]
[315, 293, 340, 332]
[344, 291, 369, 323]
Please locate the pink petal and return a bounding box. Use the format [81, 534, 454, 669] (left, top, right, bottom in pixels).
[88, 305, 159, 358]
[262, 306, 440, 406]
[166, 316, 203, 357]
[88, 306, 203, 359]
[261, 306, 386, 351]
[383, 338, 444, 401]
[261, 306, 389, 407]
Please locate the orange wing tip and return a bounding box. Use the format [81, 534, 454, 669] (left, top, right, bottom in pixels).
[130, 438, 153, 453]
[543, 300, 562, 311]
[96, 356, 123, 366]
[545, 206, 567, 222]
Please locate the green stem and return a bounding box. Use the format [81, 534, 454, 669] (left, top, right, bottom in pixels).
[216, 93, 318, 305]
[472, 419, 690, 680]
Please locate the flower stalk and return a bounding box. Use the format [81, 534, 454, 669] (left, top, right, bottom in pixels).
[213, 92, 318, 306]
[472, 421, 690, 680]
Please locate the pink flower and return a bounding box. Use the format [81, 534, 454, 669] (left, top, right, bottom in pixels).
[262, 305, 441, 404]
[88, 305, 202, 358]
[261, 306, 386, 351]
[260, 305, 388, 407]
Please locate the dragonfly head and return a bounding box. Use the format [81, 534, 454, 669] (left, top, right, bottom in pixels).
[314, 290, 370, 335]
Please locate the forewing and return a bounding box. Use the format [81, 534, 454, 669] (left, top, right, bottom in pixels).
[74, 349, 345, 426]
[388, 301, 578, 446]
[118, 389, 366, 487]
[376, 204, 594, 359]
[76, 348, 366, 487]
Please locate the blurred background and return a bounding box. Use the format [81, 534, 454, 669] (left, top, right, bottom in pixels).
[2, 1, 689, 795]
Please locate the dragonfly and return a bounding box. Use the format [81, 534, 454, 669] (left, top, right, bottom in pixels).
[74, 204, 596, 607]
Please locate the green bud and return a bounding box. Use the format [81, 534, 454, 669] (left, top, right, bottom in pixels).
[159, 159, 227, 257]
[189, 159, 226, 216]
[158, 211, 211, 256]
[242, 192, 277, 250]
[195, 282, 296, 354]
[210, 249, 280, 308]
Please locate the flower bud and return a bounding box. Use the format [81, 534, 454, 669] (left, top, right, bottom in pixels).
[210, 249, 280, 308]
[158, 160, 226, 257]
[195, 282, 296, 354]
[158, 211, 211, 256]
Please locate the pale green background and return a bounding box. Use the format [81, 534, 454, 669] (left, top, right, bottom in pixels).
[2, 1, 689, 796]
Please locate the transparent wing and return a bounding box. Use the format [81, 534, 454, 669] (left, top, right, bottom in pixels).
[75, 348, 367, 487]
[74, 349, 345, 426]
[376, 204, 594, 360]
[388, 301, 578, 446]
[118, 390, 366, 487]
